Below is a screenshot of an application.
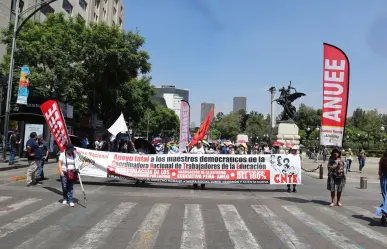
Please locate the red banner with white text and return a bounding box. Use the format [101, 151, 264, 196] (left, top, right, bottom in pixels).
[179, 100, 190, 152]
[74, 148, 302, 184]
[40, 100, 70, 152]
[320, 43, 350, 147]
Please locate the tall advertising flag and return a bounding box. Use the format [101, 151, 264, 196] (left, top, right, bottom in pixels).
[179, 100, 190, 152]
[16, 66, 30, 105]
[320, 43, 350, 147]
[40, 100, 70, 152]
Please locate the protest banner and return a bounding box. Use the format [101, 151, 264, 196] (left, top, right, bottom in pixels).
[75, 148, 301, 184]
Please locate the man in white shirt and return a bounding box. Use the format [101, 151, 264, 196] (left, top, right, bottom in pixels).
[190, 140, 206, 154]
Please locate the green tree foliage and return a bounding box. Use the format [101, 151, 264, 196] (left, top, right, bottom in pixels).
[0, 13, 153, 126]
[137, 103, 179, 139]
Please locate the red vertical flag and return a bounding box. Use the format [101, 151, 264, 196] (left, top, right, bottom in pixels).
[320, 43, 350, 147]
[40, 100, 70, 152]
[189, 107, 214, 148]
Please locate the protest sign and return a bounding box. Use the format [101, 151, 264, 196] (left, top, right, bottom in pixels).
[75, 148, 301, 184]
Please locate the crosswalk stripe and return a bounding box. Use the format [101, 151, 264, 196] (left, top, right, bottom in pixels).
[218, 204, 262, 249]
[180, 204, 206, 249]
[252, 205, 313, 249]
[70, 202, 136, 249]
[0, 196, 12, 203]
[14, 225, 63, 249]
[0, 198, 40, 216]
[345, 206, 377, 218]
[319, 206, 387, 247]
[0, 202, 63, 239]
[126, 203, 171, 249]
[13, 203, 101, 249]
[282, 205, 363, 249]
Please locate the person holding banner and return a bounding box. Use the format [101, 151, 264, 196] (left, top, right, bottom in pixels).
[58, 144, 78, 207]
[327, 148, 346, 207]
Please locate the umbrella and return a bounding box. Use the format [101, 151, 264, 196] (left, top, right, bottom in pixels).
[285, 144, 293, 148]
[134, 138, 156, 154]
[272, 141, 282, 147]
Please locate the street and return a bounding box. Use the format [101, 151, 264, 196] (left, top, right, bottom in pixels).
[0, 161, 385, 249]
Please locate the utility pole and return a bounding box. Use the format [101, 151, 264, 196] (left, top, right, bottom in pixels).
[2, 0, 60, 160]
[268, 86, 276, 134]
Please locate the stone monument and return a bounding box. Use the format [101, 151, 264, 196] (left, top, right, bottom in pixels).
[271, 82, 306, 153]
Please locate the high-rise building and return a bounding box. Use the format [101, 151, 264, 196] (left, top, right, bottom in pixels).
[155, 85, 189, 118]
[0, 0, 124, 61]
[200, 102, 214, 124]
[233, 97, 247, 112]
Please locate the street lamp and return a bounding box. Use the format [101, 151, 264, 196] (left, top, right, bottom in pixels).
[2, 0, 60, 160]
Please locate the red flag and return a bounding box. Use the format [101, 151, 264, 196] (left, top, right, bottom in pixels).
[320, 43, 350, 147]
[40, 100, 70, 152]
[189, 107, 214, 148]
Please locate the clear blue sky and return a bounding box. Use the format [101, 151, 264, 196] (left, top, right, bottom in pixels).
[123, 0, 387, 126]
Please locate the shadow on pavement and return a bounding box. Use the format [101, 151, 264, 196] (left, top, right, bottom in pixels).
[53, 179, 288, 192]
[274, 196, 331, 206]
[352, 214, 381, 227]
[44, 187, 86, 208]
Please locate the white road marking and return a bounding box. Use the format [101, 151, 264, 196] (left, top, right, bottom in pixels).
[13, 203, 101, 249]
[0, 202, 63, 239]
[180, 204, 206, 249]
[252, 205, 313, 249]
[346, 206, 377, 218]
[0, 196, 11, 203]
[283, 205, 363, 249]
[15, 225, 63, 249]
[319, 206, 387, 247]
[0, 198, 40, 216]
[218, 204, 262, 249]
[70, 202, 136, 249]
[126, 203, 170, 249]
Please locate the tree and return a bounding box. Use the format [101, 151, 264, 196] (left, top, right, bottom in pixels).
[0, 13, 153, 126]
[294, 104, 321, 130]
[214, 112, 240, 139]
[137, 103, 179, 139]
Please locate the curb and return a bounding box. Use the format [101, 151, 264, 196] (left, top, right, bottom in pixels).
[302, 171, 379, 184]
[0, 161, 56, 172]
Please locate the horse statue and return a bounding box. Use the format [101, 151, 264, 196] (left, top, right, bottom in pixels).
[274, 81, 306, 122]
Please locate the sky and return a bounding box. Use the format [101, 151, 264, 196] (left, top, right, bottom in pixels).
[123, 0, 387, 126]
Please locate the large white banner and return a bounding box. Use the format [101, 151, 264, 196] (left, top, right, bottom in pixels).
[74, 148, 301, 185]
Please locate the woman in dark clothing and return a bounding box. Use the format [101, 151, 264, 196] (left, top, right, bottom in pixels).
[327, 148, 346, 207]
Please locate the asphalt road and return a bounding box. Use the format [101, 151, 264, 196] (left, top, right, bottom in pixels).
[0, 165, 385, 249]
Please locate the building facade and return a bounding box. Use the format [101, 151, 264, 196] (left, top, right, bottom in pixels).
[0, 0, 124, 60]
[155, 85, 189, 118]
[200, 102, 214, 124]
[233, 96, 247, 112]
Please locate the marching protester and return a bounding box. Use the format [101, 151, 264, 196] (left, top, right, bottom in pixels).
[327, 148, 346, 207]
[36, 135, 49, 181]
[377, 149, 387, 224]
[25, 132, 42, 187]
[58, 144, 78, 207]
[287, 146, 298, 193]
[190, 140, 206, 154]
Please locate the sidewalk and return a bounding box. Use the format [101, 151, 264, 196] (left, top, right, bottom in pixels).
[301, 158, 380, 184]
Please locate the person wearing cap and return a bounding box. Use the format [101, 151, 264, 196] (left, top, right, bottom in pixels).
[58, 144, 77, 207]
[25, 132, 42, 186]
[287, 146, 298, 193]
[327, 148, 346, 207]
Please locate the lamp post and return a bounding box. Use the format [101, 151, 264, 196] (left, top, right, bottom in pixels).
[2, 0, 60, 160]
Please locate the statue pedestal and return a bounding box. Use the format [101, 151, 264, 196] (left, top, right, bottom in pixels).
[271, 122, 300, 154]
